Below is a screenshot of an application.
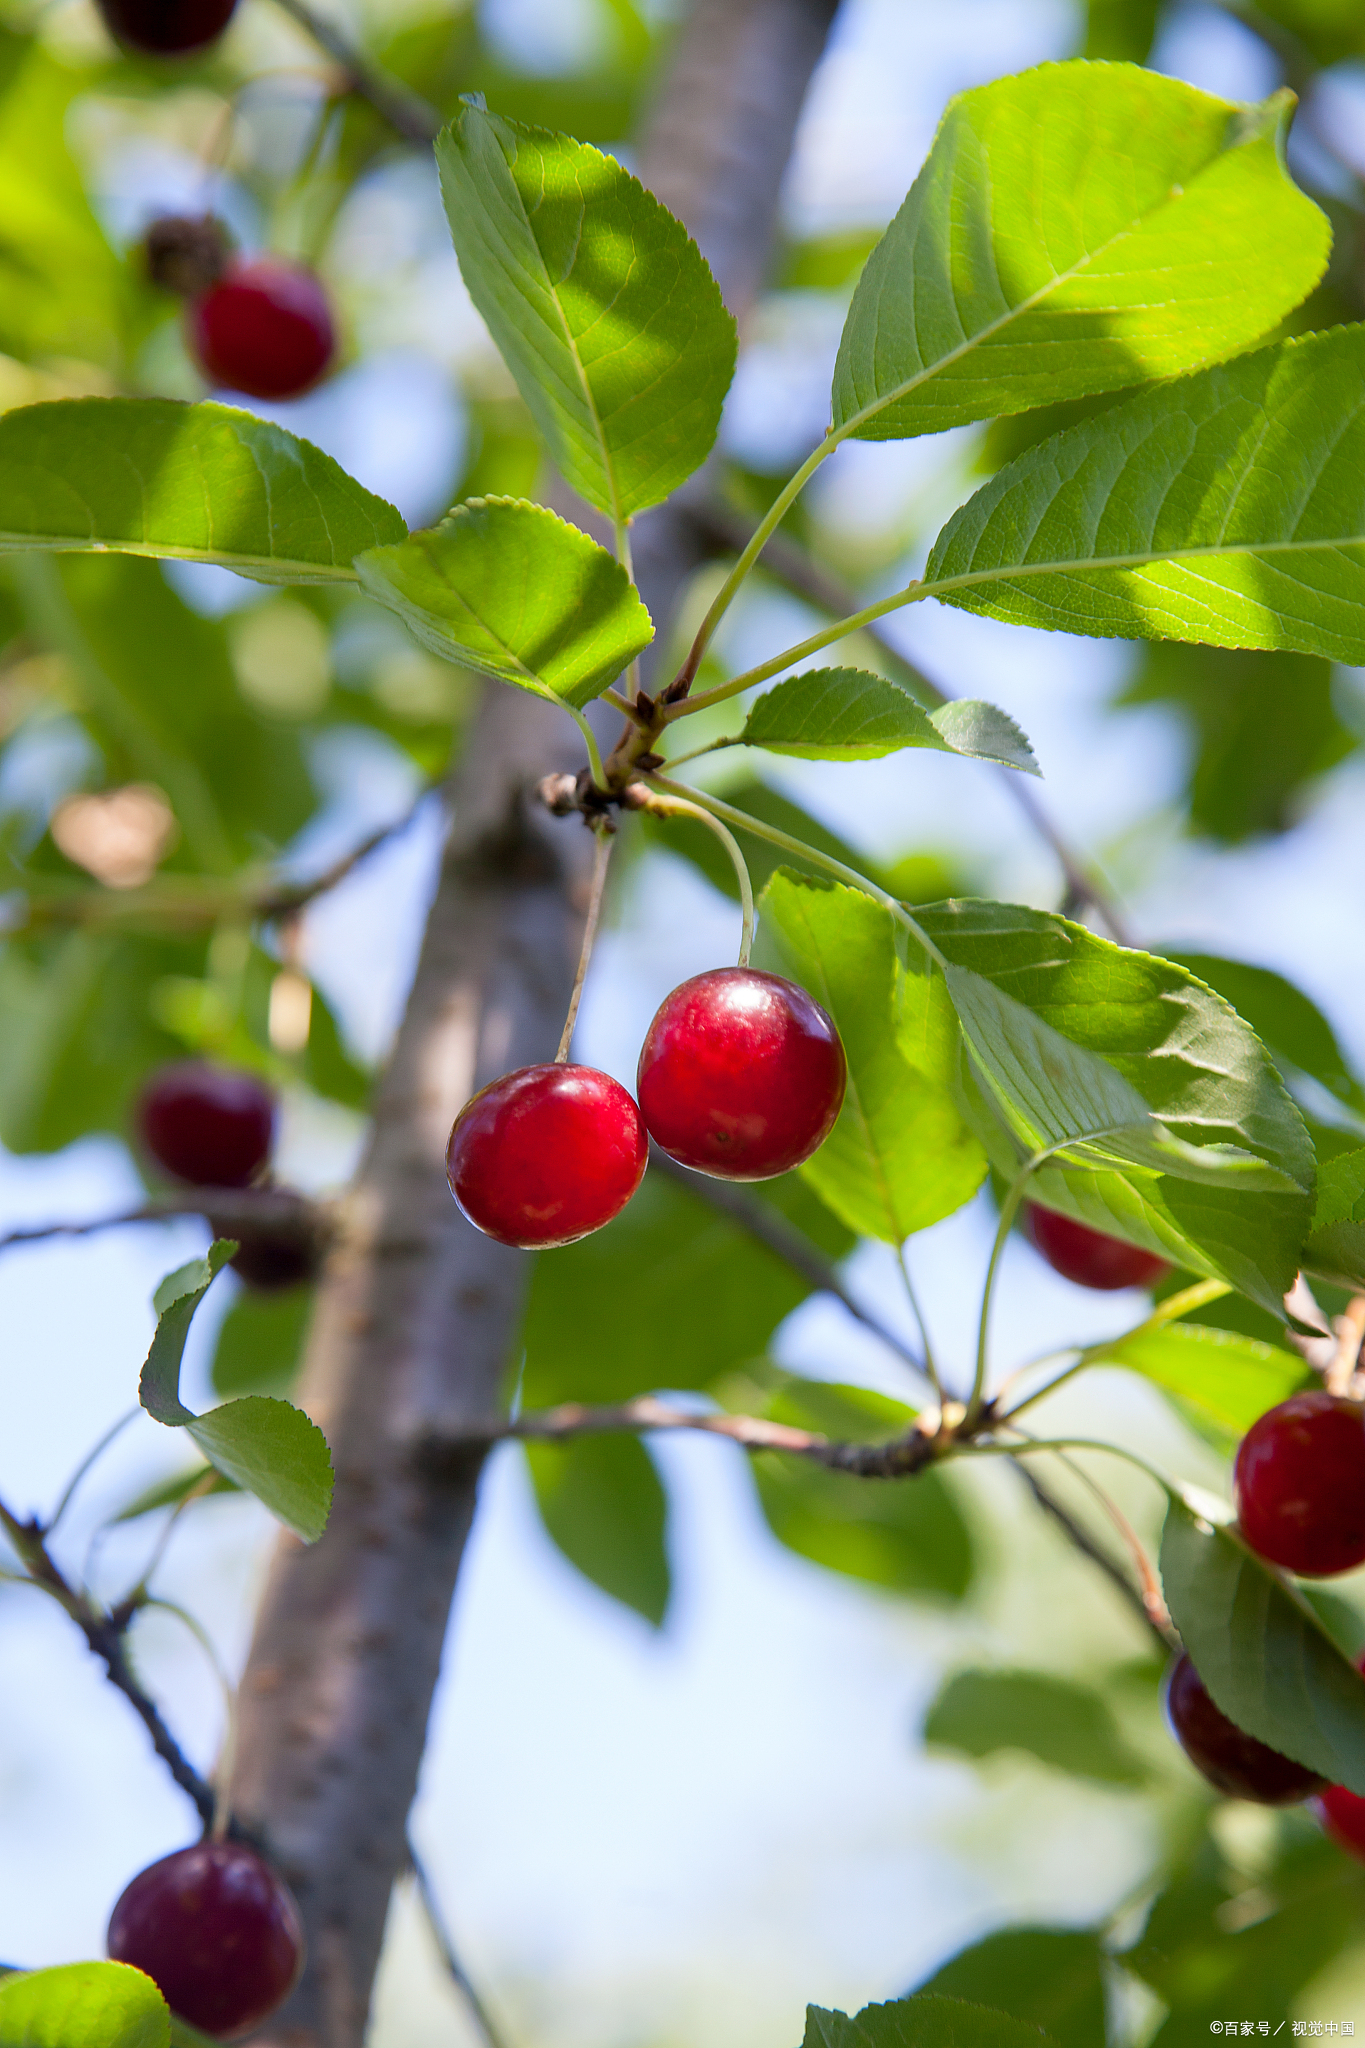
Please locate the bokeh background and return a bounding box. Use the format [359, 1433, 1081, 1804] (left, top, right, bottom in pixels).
[1, 0, 1364, 2040]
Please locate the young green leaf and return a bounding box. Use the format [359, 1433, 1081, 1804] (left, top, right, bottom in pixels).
[737, 669, 1039, 773]
[1160, 1498, 1365, 1794]
[923, 1667, 1149, 1785]
[803, 1995, 1060, 2048]
[0, 400, 405, 582]
[1092, 1320, 1308, 1446]
[760, 874, 987, 1243]
[1303, 1147, 1365, 1290]
[913, 1929, 1107, 2048]
[525, 1434, 669, 1626]
[0, 1961, 170, 2048]
[922, 327, 1365, 663]
[915, 901, 1315, 1315]
[138, 1240, 332, 1543]
[437, 103, 736, 522]
[354, 498, 653, 708]
[832, 63, 1328, 442]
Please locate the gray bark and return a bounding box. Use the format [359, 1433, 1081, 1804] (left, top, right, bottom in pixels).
[230, 4, 840, 2040]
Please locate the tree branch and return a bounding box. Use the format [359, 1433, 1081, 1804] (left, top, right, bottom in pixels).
[0, 1186, 329, 1258]
[1010, 1462, 1174, 1652]
[406, 1836, 511, 2048]
[268, 0, 441, 144]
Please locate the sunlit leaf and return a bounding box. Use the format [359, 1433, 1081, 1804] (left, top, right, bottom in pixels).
[737, 669, 1038, 773]
[1094, 1319, 1308, 1446]
[0, 1961, 169, 2048]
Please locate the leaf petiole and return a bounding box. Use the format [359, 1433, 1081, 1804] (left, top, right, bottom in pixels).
[664, 582, 927, 723]
[555, 825, 615, 1063]
[634, 788, 754, 966]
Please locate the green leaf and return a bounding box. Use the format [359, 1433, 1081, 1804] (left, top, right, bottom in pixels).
[922, 327, 1365, 664]
[0, 400, 406, 583]
[1160, 1497, 1365, 1794]
[1081, 0, 1160, 61]
[737, 670, 1038, 773]
[915, 901, 1315, 1317]
[521, 1165, 853, 1407]
[1093, 1320, 1308, 1447]
[186, 1396, 333, 1547]
[1162, 953, 1365, 1121]
[436, 102, 736, 521]
[1303, 1146, 1365, 1289]
[139, 1241, 332, 1543]
[525, 1434, 669, 1625]
[914, 1928, 1108, 2048]
[759, 874, 987, 1243]
[211, 1284, 312, 1397]
[923, 1667, 1149, 1785]
[354, 498, 652, 708]
[831, 64, 1328, 444]
[802, 1995, 1059, 2048]
[750, 1382, 972, 1600]
[0, 1961, 169, 2048]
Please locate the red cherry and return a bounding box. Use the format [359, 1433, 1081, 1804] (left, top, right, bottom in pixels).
[1316, 1783, 1365, 1861]
[189, 260, 335, 401]
[636, 968, 846, 1181]
[1025, 1204, 1170, 1291]
[1234, 1390, 1365, 1576]
[96, 0, 237, 53]
[139, 1062, 275, 1189]
[107, 1840, 304, 2038]
[446, 1064, 647, 1249]
[1164, 1652, 1324, 1804]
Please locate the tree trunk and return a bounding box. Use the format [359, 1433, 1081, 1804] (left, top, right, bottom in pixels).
[230, 6, 839, 2041]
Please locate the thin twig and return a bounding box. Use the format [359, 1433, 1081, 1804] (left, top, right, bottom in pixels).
[648, 1149, 929, 1380]
[268, 0, 442, 144]
[0, 1186, 331, 1259]
[1012, 1462, 1174, 1652]
[407, 1835, 512, 2048]
[682, 499, 1134, 946]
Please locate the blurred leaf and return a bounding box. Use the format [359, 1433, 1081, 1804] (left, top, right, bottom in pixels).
[832, 67, 1327, 442]
[186, 1396, 332, 1546]
[110, 1461, 237, 1523]
[779, 229, 882, 291]
[639, 777, 888, 901]
[437, 103, 736, 519]
[760, 874, 988, 1242]
[737, 670, 1037, 773]
[1304, 1145, 1365, 1289]
[0, 400, 405, 582]
[525, 1433, 669, 1625]
[803, 1995, 1058, 2047]
[355, 499, 652, 708]
[1160, 1498, 1365, 1794]
[923, 1668, 1149, 1785]
[1093, 1320, 1309, 1447]
[1249, 0, 1365, 63]
[211, 1284, 312, 1397]
[1122, 644, 1355, 842]
[913, 1927, 1108, 2048]
[0, 1960, 169, 2047]
[923, 329, 1365, 665]
[917, 901, 1315, 1318]
[520, 1165, 852, 1407]
[1162, 952, 1365, 1120]
[1081, 0, 1160, 59]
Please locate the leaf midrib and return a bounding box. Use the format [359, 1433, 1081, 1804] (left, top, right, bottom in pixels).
[0, 533, 360, 578]
[923, 530, 1365, 602]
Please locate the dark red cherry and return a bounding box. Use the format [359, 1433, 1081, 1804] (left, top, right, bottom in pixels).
[636, 967, 846, 1181]
[446, 1064, 647, 1249]
[139, 1062, 275, 1189]
[1234, 1390, 1365, 1577]
[97, 0, 238, 54]
[1317, 1783, 1365, 1861]
[1164, 1652, 1324, 1804]
[1025, 1203, 1170, 1291]
[107, 1840, 304, 2038]
[188, 260, 335, 400]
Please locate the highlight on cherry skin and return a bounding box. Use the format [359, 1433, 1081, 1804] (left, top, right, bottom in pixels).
[106, 1840, 304, 2040]
[1163, 1652, 1326, 1805]
[188, 258, 336, 401]
[446, 1063, 648, 1249]
[138, 1061, 276, 1189]
[1234, 1390, 1365, 1577]
[636, 967, 846, 1181]
[96, 0, 238, 55]
[1025, 1202, 1171, 1292]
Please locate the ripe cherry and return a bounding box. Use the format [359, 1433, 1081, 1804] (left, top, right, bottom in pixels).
[1164, 1652, 1325, 1804]
[106, 1840, 304, 2038]
[139, 1063, 275, 1189]
[96, 0, 238, 54]
[446, 1064, 647, 1249]
[636, 967, 845, 1180]
[1025, 1203, 1170, 1291]
[188, 260, 335, 401]
[1235, 1390, 1365, 1577]
[1316, 1783, 1365, 1861]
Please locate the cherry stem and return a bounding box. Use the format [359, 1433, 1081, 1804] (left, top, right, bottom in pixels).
[1010, 1429, 1173, 1636]
[895, 1242, 942, 1403]
[967, 1155, 1044, 1429]
[994, 1276, 1232, 1424]
[555, 825, 614, 1064]
[664, 581, 927, 723]
[141, 1595, 239, 1840]
[268, 0, 441, 143]
[635, 788, 755, 966]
